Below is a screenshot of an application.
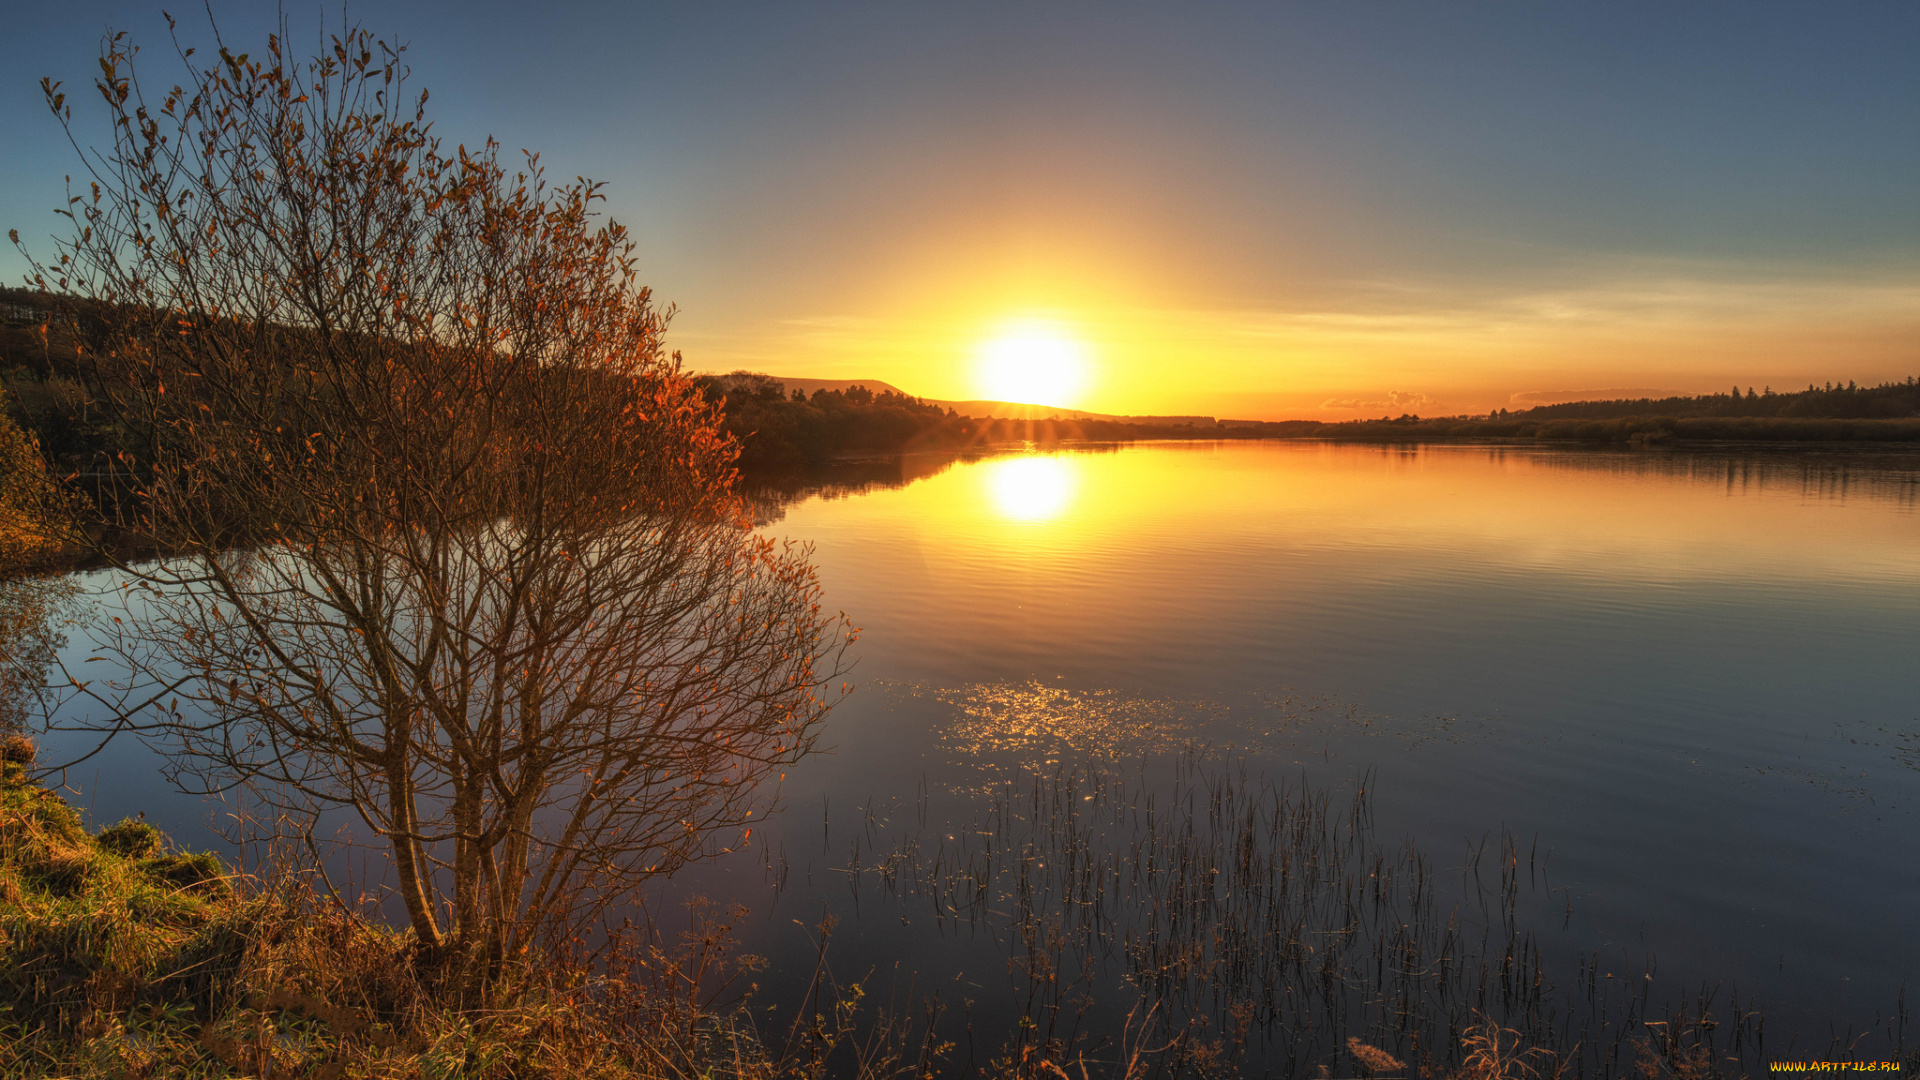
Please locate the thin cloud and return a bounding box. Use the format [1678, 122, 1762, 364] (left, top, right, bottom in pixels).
[1320, 390, 1436, 412]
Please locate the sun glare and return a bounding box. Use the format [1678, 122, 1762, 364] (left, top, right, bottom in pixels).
[976, 322, 1089, 407]
[984, 455, 1077, 523]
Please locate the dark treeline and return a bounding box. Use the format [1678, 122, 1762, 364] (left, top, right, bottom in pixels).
[1307, 413, 1920, 445]
[1519, 378, 1920, 421]
[0, 287, 725, 568]
[698, 371, 962, 467]
[0, 289, 118, 470]
[13, 298, 1920, 475]
[697, 370, 1285, 467]
[700, 369, 1920, 463]
[2, 286, 716, 479]
[1, 297, 1254, 480]
[1304, 377, 1920, 445]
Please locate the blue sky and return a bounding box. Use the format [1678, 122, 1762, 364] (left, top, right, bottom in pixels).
[4, 3, 1915, 415]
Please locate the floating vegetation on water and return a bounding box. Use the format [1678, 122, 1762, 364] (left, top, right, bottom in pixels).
[763, 754, 1912, 1079]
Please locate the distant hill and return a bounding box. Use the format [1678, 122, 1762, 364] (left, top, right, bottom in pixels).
[929, 399, 1215, 425]
[710, 374, 912, 399]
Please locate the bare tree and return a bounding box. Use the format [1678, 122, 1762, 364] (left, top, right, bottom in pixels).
[20, 19, 851, 999]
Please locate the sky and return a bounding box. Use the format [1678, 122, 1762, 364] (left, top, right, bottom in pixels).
[2, 3, 1916, 419]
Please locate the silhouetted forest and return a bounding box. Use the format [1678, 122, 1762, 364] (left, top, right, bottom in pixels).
[699, 370, 1920, 463]
[1302, 379, 1920, 444]
[695, 371, 1272, 467]
[9, 292, 1918, 474]
[0, 290, 117, 469]
[1521, 380, 1920, 420]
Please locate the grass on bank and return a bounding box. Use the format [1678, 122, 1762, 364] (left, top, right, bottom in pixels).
[0, 732, 652, 1079]
[0, 727, 985, 1079]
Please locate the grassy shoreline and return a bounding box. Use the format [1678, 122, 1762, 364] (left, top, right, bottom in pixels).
[0, 737, 673, 1078]
[5, 737, 1917, 1078]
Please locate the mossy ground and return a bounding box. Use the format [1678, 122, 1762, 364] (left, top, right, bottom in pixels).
[0, 757, 669, 1079]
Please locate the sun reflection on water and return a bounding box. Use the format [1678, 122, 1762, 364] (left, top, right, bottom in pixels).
[982, 454, 1077, 522]
[866, 678, 1450, 783]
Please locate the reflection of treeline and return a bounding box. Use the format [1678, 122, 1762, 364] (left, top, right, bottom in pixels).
[1488, 446, 1920, 508]
[735, 445, 1133, 526]
[0, 344, 78, 735]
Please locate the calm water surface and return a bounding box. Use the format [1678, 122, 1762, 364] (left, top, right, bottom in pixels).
[726, 442, 1920, 1044]
[52, 440, 1920, 1062]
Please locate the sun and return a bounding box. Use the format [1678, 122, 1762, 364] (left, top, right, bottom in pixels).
[976, 321, 1089, 406]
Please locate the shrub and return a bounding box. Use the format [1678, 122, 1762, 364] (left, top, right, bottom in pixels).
[94, 818, 162, 860]
[0, 734, 34, 764]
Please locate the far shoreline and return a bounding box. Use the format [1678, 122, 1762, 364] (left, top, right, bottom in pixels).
[758, 433, 1920, 469]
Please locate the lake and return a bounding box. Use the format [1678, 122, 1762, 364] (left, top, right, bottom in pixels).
[44, 440, 1920, 1073]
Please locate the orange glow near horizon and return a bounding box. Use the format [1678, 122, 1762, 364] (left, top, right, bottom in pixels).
[691, 274, 1920, 421]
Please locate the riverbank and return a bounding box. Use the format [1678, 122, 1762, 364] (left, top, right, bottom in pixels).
[0, 737, 692, 1078]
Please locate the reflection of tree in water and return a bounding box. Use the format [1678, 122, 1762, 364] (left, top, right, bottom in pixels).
[739, 445, 1128, 526]
[740, 457, 964, 526]
[1470, 445, 1920, 508]
[0, 576, 76, 734]
[1, 408, 76, 734]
